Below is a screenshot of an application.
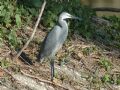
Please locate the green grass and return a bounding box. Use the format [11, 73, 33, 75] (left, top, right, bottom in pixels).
[82, 46, 96, 56]
[98, 57, 112, 71]
[0, 0, 38, 49]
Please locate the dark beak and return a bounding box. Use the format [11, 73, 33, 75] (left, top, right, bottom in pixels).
[73, 16, 82, 21]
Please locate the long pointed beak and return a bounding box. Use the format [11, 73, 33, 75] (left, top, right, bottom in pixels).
[72, 16, 82, 21]
[70, 14, 82, 21]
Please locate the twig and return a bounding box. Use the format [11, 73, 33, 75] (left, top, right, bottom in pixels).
[0, 67, 15, 80]
[93, 7, 120, 12]
[14, 0, 46, 60]
[20, 70, 68, 90]
[12, 49, 32, 65]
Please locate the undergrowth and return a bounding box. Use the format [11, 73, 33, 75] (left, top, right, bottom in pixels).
[1, 0, 120, 49]
[0, 0, 38, 49]
[0, 0, 120, 87]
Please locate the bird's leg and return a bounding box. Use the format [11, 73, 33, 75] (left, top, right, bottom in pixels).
[50, 57, 55, 81]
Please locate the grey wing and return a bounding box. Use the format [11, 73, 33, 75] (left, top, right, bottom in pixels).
[39, 25, 61, 58]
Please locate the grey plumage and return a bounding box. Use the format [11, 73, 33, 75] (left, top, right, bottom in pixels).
[37, 12, 81, 81]
[39, 25, 67, 59]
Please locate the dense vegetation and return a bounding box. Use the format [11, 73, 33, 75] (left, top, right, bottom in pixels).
[0, 0, 120, 50]
[0, 0, 120, 87]
[0, 0, 36, 48]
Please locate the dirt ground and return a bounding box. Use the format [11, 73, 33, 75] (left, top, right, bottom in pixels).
[0, 27, 120, 90]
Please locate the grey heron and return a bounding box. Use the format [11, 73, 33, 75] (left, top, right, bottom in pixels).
[37, 12, 81, 81]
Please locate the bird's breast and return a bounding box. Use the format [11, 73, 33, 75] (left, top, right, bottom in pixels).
[51, 29, 68, 56]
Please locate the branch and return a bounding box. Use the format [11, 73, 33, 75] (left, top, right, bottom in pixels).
[14, 0, 46, 60]
[20, 70, 68, 90]
[93, 7, 120, 12]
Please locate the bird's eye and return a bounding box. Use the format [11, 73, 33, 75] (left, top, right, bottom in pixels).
[67, 14, 71, 17]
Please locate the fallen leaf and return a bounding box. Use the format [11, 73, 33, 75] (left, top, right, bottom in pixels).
[0, 69, 4, 77]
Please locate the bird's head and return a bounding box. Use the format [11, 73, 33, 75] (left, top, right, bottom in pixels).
[59, 12, 81, 20]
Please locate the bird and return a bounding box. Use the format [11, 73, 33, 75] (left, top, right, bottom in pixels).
[37, 12, 81, 81]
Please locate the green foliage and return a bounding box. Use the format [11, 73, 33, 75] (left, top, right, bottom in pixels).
[103, 16, 120, 30]
[15, 14, 22, 27]
[94, 16, 120, 49]
[40, 0, 120, 49]
[8, 29, 18, 48]
[1, 0, 120, 50]
[16, 0, 96, 40]
[41, 0, 96, 38]
[98, 57, 120, 85]
[82, 46, 96, 56]
[99, 57, 112, 71]
[0, 0, 37, 48]
[101, 74, 120, 85]
[17, 0, 42, 8]
[104, 16, 120, 47]
[0, 59, 11, 68]
[117, 76, 120, 85]
[101, 74, 111, 83]
[97, 57, 111, 84]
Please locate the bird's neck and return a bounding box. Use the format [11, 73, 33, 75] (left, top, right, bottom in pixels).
[58, 19, 68, 30]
